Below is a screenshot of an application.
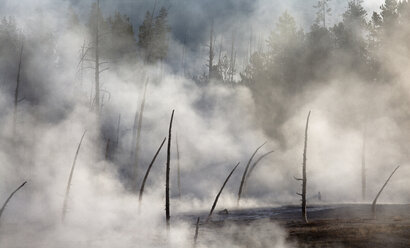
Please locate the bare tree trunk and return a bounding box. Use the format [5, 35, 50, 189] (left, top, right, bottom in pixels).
[115, 114, 121, 148]
[105, 138, 110, 160]
[0, 181, 27, 223]
[249, 26, 253, 60]
[13, 42, 24, 137]
[208, 20, 214, 80]
[166, 110, 175, 228]
[371, 165, 400, 217]
[301, 111, 310, 223]
[361, 130, 366, 201]
[139, 137, 166, 204]
[133, 79, 149, 190]
[94, 0, 100, 117]
[295, 111, 310, 224]
[193, 217, 200, 247]
[62, 131, 87, 221]
[79, 39, 86, 87]
[176, 134, 181, 199]
[243, 150, 274, 194]
[237, 142, 266, 206]
[230, 31, 235, 83]
[207, 162, 240, 222]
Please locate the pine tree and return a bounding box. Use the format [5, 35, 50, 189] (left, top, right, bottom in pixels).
[313, 0, 332, 28]
[138, 7, 170, 64]
[107, 12, 137, 64]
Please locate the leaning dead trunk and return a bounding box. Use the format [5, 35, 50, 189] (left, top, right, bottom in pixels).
[13, 42, 24, 137]
[246, 151, 274, 181]
[0, 181, 27, 223]
[295, 111, 310, 224]
[133, 79, 149, 190]
[243, 150, 274, 194]
[193, 217, 200, 247]
[237, 142, 266, 205]
[207, 162, 240, 222]
[62, 131, 87, 221]
[371, 165, 400, 217]
[166, 110, 175, 228]
[139, 137, 166, 204]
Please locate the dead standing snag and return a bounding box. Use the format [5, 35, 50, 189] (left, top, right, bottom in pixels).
[295, 111, 310, 224]
[166, 110, 174, 228]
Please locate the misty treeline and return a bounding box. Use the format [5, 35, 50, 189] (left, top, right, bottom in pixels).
[0, 1, 170, 114]
[241, 0, 410, 145]
[2, 0, 410, 135]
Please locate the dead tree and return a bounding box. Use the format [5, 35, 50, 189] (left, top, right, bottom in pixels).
[62, 131, 87, 221]
[166, 110, 175, 228]
[0, 181, 27, 223]
[133, 79, 149, 190]
[193, 217, 200, 247]
[115, 114, 121, 148]
[207, 162, 240, 222]
[105, 138, 110, 160]
[246, 151, 274, 181]
[243, 150, 274, 194]
[295, 111, 311, 224]
[176, 133, 181, 199]
[139, 137, 166, 204]
[208, 20, 214, 80]
[13, 42, 24, 137]
[94, 0, 101, 116]
[79, 0, 109, 118]
[361, 130, 367, 201]
[237, 142, 266, 206]
[371, 165, 400, 217]
[229, 31, 236, 83]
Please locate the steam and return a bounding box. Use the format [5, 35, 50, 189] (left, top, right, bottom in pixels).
[0, 0, 409, 247]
